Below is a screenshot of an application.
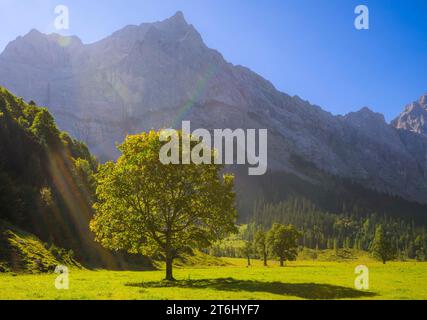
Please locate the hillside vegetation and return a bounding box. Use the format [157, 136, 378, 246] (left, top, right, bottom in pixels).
[0, 220, 81, 273]
[0, 87, 149, 271]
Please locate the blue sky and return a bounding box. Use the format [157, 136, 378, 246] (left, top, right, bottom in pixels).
[1, 0, 427, 121]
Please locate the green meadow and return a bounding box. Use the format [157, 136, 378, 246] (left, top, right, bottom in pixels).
[1, 258, 426, 300]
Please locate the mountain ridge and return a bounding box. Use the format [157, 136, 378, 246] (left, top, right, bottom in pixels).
[1, 11, 427, 205]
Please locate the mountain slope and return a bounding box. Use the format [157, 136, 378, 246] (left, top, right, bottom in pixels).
[0, 87, 152, 270]
[1, 12, 427, 206]
[0, 220, 81, 273]
[0, 86, 105, 264]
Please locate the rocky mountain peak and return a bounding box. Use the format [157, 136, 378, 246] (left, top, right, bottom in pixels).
[153, 11, 188, 31]
[5, 29, 82, 50]
[165, 11, 187, 25]
[99, 11, 198, 54]
[152, 11, 199, 43]
[418, 93, 427, 106]
[393, 94, 427, 136]
[24, 28, 44, 39]
[344, 107, 386, 125]
[1, 28, 83, 67]
[2, 29, 47, 58]
[342, 107, 398, 149]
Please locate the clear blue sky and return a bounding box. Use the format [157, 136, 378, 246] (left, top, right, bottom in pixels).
[1, 0, 427, 121]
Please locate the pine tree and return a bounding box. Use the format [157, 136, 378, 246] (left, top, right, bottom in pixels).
[371, 225, 395, 264]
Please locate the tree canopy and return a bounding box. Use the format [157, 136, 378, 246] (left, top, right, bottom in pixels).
[267, 223, 301, 266]
[90, 130, 237, 280]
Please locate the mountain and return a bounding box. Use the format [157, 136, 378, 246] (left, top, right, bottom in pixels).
[1, 11, 427, 209]
[393, 94, 427, 136]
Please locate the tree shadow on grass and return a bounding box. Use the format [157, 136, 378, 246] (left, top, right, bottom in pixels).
[126, 278, 377, 299]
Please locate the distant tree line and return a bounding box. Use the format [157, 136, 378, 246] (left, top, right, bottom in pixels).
[249, 197, 427, 261]
[209, 197, 427, 263]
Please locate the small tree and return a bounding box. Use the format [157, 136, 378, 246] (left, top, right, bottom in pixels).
[241, 241, 253, 267]
[371, 225, 395, 264]
[90, 131, 237, 281]
[254, 230, 268, 266]
[414, 235, 426, 261]
[267, 223, 301, 267]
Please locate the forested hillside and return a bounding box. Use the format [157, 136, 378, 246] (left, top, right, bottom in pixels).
[250, 198, 427, 260]
[0, 87, 146, 270]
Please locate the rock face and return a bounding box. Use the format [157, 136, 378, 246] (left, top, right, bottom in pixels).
[393, 94, 427, 137]
[1, 11, 427, 203]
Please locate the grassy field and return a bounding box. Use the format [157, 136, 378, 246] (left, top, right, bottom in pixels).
[1, 258, 426, 300]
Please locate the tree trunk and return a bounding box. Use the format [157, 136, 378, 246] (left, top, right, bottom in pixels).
[165, 252, 175, 281]
[247, 256, 251, 267]
[280, 257, 284, 267]
[263, 253, 267, 266]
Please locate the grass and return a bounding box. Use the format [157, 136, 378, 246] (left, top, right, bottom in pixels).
[0, 220, 81, 273]
[1, 258, 426, 300]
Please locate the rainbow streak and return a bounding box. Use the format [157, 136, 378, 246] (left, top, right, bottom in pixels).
[171, 63, 217, 128]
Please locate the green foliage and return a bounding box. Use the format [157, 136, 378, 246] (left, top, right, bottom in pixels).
[371, 225, 396, 264]
[297, 248, 362, 261]
[72, 158, 97, 200]
[0, 87, 111, 269]
[414, 235, 427, 261]
[208, 231, 246, 258]
[173, 250, 230, 268]
[90, 130, 238, 280]
[267, 223, 301, 266]
[29, 108, 61, 146]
